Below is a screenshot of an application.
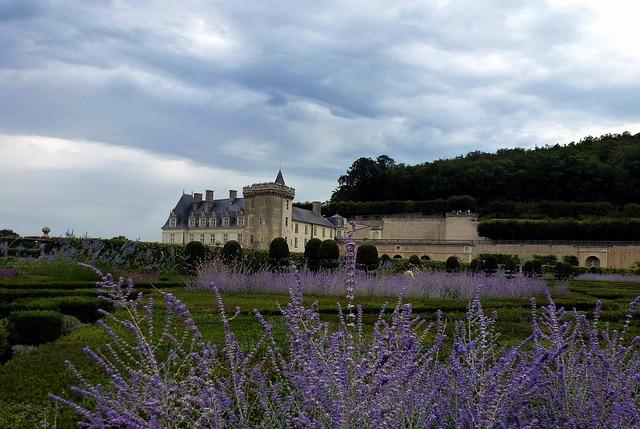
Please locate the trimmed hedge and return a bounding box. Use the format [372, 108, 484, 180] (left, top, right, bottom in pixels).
[0, 289, 98, 304]
[269, 238, 290, 268]
[0, 320, 9, 363]
[57, 297, 114, 323]
[7, 310, 65, 345]
[356, 244, 379, 271]
[478, 218, 640, 241]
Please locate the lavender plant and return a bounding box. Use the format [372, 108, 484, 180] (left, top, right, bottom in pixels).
[575, 273, 640, 283]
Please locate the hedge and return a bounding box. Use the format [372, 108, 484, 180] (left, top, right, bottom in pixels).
[57, 297, 114, 323]
[0, 289, 98, 304]
[7, 310, 65, 345]
[0, 320, 9, 363]
[478, 218, 640, 241]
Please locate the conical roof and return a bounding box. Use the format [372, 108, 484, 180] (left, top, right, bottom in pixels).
[275, 169, 285, 185]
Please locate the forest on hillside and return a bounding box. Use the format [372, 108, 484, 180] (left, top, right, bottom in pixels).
[331, 132, 640, 206]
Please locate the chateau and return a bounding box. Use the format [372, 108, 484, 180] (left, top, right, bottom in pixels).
[161, 170, 346, 251]
[162, 171, 640, 268]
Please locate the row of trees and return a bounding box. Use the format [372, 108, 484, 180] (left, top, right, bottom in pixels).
[331, 133, 640, 205]
[478, 218, 640, 241]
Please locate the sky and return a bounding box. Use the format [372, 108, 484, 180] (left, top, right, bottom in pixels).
[2, 0, 640, 241]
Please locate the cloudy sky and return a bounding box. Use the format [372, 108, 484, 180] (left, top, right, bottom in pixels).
[2, 0, 640, 240]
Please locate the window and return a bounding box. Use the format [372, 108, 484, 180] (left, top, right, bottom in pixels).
[330, 229, 333, 238]
[223, 233, 228, 243]
[285, 217, 288, 227]
[189, 234, 194, 241]
[200, 234, 205, 243]
[169, 218, 176, 227]
[209, 218, 216, 227]
[322, 228, 325, 238]
[305, 225, 308, 234]
[294, 237, 298, 248]
[199, 218, 206, 228]
[237, 233, 243, 242]
[314, 226, 317, 236]
[170, 234, 175, 243]
[223, 217, 230, 227]
[189, 218, 195, 227]
[238, 216, 244, 227]
[295, 223, 299, 233]
[250, 235, 254, 244]
[210, 234, 215, 244]
[304, 238, 308, 246]
[286, 200, 289, 209]
[259, 218, 264, 226]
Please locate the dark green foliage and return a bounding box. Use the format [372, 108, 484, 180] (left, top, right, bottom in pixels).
[319, 240, 340, 269]
[481, 200, 618, 219]
[478, 218, 640, 241]
[184, 241, 207, 274]
[623, 203, 640, 218]
[332, 132, 640, 205]
[469, 258, 482, 272]
[0, 229, 19, 238]
[269, 238, 290, 268]
[483, 256, 498, 274]
[356, 244, 379, 271]
[307, 199, 449, 217]
[408, 255, 421, 266]
[554, 262, 573, 280]
[447, 195, 477, 212]
[445, 256, 460, 273]
[304, 238, 322, 270]
[477, 254, 521, 269]
[7, 310, 64, 345]
[380, 254, 392, 263]
[222, 240, 242, 263]
[563, 255, 579, 266]
[0, 320, 9, 363]
[534, 255, 558, 265]
[57, 297, 114, 323]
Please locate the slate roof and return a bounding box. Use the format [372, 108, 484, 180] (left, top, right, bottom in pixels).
[275, 169, 285, 185]
[162, 194, 246, 229]
[292, 206, 335, 228]
[326, 213, 346, 227]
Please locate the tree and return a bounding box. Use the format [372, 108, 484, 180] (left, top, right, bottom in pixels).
[222, 240, 242, 263]
[184, 241, 207, 274]
[269, 237, 290, 269]
[319, 239, 340, 270]
[562, 255, 579, 266]
[0, 229, 19, 238]
[445, 256, 460, 273]
[408, 255, 421, 267]
[356, 244, 379, 271]
[447, 195, 477, 212]
[304, 238, 322, 271]
[483, 255, 498, 275]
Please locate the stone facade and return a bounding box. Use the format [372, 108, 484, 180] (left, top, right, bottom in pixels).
[161, 171, 345, 252]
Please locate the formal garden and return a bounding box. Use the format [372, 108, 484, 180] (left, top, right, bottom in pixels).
[1, 231, 640, 427]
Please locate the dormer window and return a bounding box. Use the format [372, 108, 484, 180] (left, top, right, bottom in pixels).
[199, 218, 206, 228]
[188, 218, 195, 227]
[238, 216, 244, 227]
[223, 216, 230, 227]
[209, 218, 217, 227]
[169, 218, 177, 227]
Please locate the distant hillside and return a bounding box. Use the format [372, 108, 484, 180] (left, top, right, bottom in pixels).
[331, 132, 640, 206]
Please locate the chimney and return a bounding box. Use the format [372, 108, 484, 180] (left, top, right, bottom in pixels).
[205, 190, 214, 202]
[312, 201, 322, 216]
[229, 190, 237, 201]
[194, 192, 202, 204]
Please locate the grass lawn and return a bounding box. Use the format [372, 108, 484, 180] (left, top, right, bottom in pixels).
[1, 279, 639, 427]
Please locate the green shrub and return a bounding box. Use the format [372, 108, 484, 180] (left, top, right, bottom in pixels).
[408, 255, 421, 267]
[380, 254, 392, 264]
[222, 240, 242, 263]
[483, 256, 498, 274]
[0, 319, 10, 363]
[184, 241, 207, 273]
[304, 238, 322, 270]
[445, 256, 460, 273]
[447, 195, 477, 212]
[61, 315, 83, 334]
[7, 310, 64, 345]
[58, 297, 114, 323]
[269, 237, 290, 268]
[469, 258, 482, 273]
[623, 203, 640, 217]
[319, 240, 340, 270]
[356, 244, 379, 271]
[534, 255, 558, 265]
[422, 260, 446, 271]
[554, 261, 573, 280]
[562, 255, 579, 266]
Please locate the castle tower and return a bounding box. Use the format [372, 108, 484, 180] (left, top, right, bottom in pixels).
[242, 169, 295, 250]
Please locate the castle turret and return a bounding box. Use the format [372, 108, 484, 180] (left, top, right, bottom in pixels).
[242, 170, 295, 249]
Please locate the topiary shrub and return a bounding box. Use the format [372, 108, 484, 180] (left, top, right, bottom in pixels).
[184, 241, 207, 274]
[523, 260, 543, 277]
[58, 297, 114, 323]
[356, 244, 379, 271]
[8, 310, 64, 345]
[562, 255, 579, 266]
[222, 240, 242, 263]
[0, 319, 10, 363]
[269, 237, 290, 268]
[380, 254, 392, 264]
[554, 261, 573, 280]
[319, 240, 340, 270]
[408, 255, 421, 267]
[304, 238, 322, 271]
[445, 256, 460, 273]
[469, 258, 482, 273]
[483, 255, 498, 275]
